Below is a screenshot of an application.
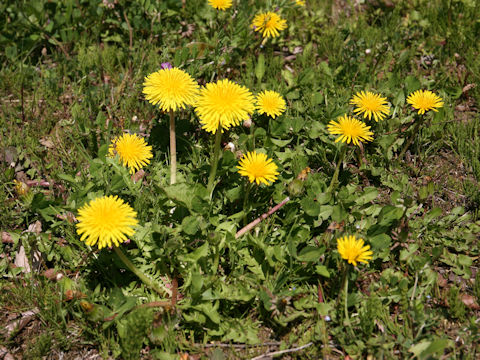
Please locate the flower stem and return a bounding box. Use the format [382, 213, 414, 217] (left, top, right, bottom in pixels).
[113, 246, 171, 297]
[398, 116, 423, 160]
[342, 265, 355, 337]
[328, 145, 347, 192]
[242, 182, 253, 226]
[169, 110, 177, 184]
[207, 127, 222, 197]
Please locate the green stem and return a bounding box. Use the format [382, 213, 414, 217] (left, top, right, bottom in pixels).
[242, 182, 253, 226]
[207, 127, 222, 196]
[113, 247, 171, 297]
[169, 110, 177, 184]
[398, 116, 423, 160]
[328, 145, 347, 192]
[212, 245, 220, 274]
[343, 265, 355, 337]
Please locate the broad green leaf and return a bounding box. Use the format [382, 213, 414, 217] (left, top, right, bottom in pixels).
[297, 246, 325, 262]
[377, 205, 404, 226]
[300, 198, 320, 217]
[315, 265, 330, 278]
[181, 215, 200, 235]
[355, 187, 379, 205]
[181, 242, 209, 262]
[370, 234, 391, 251]
[255, 53, 265, 82]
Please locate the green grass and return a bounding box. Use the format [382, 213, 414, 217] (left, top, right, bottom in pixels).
[1, 0, 480, 358]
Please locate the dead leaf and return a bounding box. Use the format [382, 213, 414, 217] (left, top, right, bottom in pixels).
[437, 273, 448, 287]
[26, 220, 42, 235]
[2, 146, 17, 165]
[14, 245, 30, 273]
[2, 231, 13, 244]
[462, 83, 476, 94]
[461, 294, 480, 310]
[0, 346, 15, 360]
[39, 137, 54, 148]
[43, 269, 63, 281]
[132, 169, 146, 183]
[64, 289, 86, 301]
[375, 319, 385, 333]
[4, 309, 39, 337]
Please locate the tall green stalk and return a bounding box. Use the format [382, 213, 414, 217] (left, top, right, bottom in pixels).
[113, 247, 171, 297]
[242, 182, 253, 226]
[207, 127, 222, 196]
[328, 145, 347, 192]
[342, 265, 355, 337]
[169, 110, 177, 184]
[398, 115, 423, 160]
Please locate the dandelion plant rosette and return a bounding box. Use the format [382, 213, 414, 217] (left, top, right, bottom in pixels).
[108, 133, 153, 174]
[251, 12, 287, 38]
[350, 91, 390, 122]
[327, 115, 373, 191]
[76, 195, 171, 296]
[195, 79, 255, 195]
[336, 235, 373, 335]
[143, 67, 199, 184]
[399, 90, 444, 159]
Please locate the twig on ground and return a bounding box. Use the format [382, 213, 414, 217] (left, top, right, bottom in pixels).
[235, 197, 290, 239]
[197, 342, 282, 349]
[250, 342, 313, 360]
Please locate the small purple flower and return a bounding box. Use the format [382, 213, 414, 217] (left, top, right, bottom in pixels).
[161, 62, 173, 70]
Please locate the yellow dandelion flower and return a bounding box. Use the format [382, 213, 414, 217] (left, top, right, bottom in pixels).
[327, 115, 374, 146]
[294, 0, 306, 6]
[76, 195, 138, 249]
[109, 133, 153, 174]
[337, 235, 373, 266]
[13, 180, 29, 196]
[256, 90, 286, 118]
[251, 12, 287, 38]
[195, 79, 255, 133]
[143, 67, 199, 112]
[237, 151, 279, 185]
[407, 90, 444, 115]
[350, 91, 390, 122]
[208, 0, 232, 10]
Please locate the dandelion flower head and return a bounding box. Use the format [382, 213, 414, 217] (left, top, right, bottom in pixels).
[14, 180, 29, 196]
[327, 115, 373, 146]
[237, 151, 279, 185]
[76, 195, 138, 249]
[350, 91, 390, 122]
[251, 12, 287, 38]
[407, 90, 444, 115]
[143, 67, 199, 112]
[337, 235, 373, 266]
[195, 79, 255, 133]
[109, 133, 153, 174]
[294, 0, 306, 5]
[208, 0, 232, 10]
[256, 90, 286, 118]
